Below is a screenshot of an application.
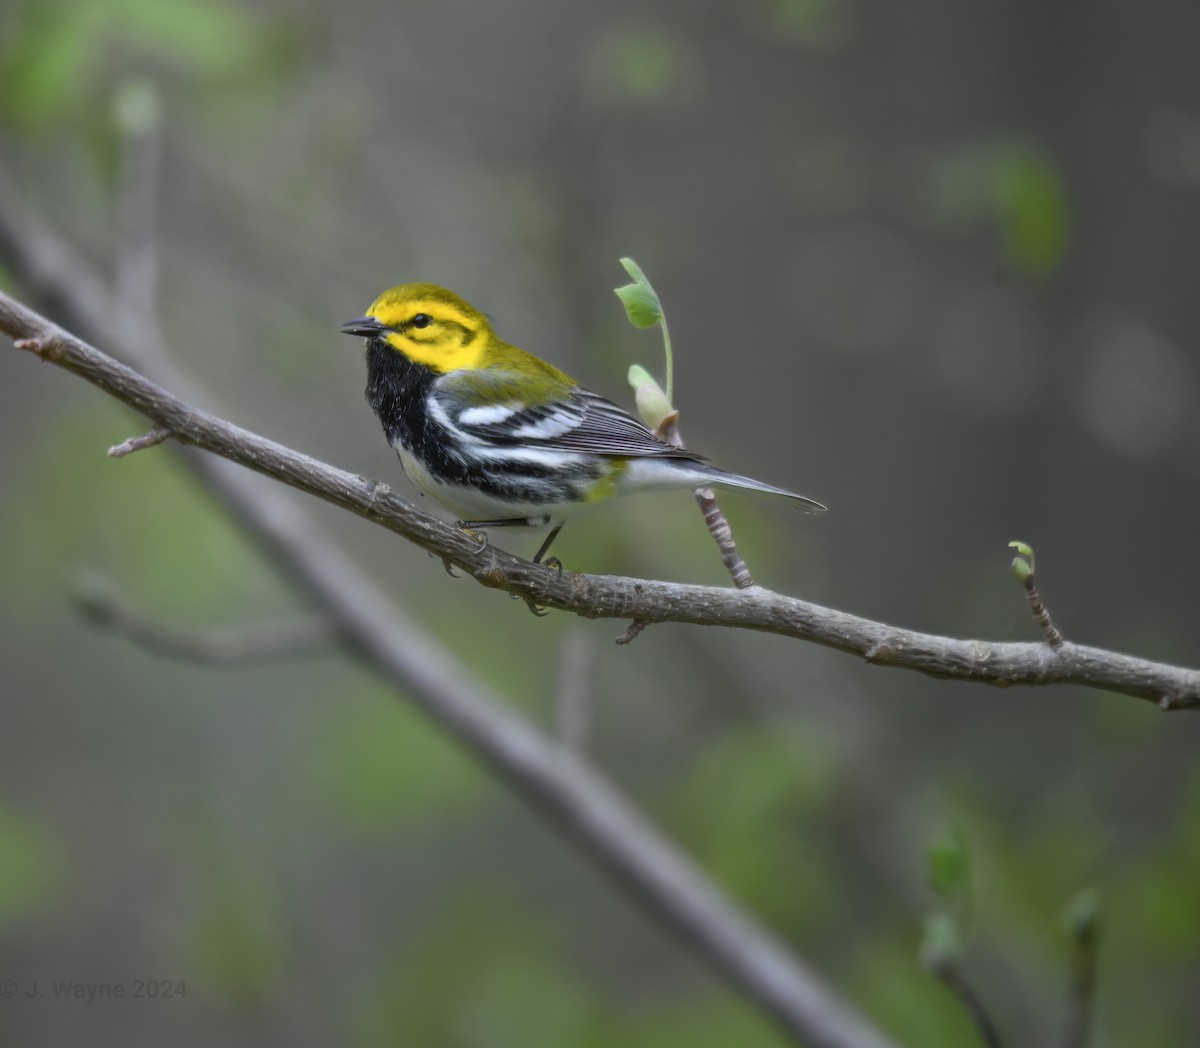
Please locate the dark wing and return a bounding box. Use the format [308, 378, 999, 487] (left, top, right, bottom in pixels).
[435, 374, 698, 459]
[548, 389, 700, 458]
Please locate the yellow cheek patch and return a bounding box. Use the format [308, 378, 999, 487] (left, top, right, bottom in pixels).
[384, 330, 483, 373]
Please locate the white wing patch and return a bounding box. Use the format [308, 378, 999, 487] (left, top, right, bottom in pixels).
[458, 402, 523, 427]
[511, 409, 580, 440]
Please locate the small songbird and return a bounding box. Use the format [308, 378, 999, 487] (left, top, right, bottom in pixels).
[340, 283, 825, 566]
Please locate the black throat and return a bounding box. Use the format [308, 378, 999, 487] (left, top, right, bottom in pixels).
[364, 338, 436, 449]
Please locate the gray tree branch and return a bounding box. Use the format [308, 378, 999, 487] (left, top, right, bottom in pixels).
[2, 288, 1197, 709]
[73, 573, 332, 665]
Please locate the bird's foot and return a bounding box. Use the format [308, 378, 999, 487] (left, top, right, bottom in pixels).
[454, 521, 490, 552]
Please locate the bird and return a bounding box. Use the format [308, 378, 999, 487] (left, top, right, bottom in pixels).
[340, 282, 825, 569]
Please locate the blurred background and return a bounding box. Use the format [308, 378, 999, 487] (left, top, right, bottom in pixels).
[2, 0, 1199, 1044]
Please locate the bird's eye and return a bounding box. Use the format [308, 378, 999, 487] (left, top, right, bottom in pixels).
[411, 314, 433, 329]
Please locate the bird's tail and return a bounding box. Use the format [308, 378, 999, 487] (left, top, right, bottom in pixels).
[618, 457, 826, 511]
[700, 465, 827, 513]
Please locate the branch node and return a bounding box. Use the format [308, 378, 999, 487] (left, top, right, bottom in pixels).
[108, 424, 174, 458]
[14, 334, 54, 355]
[864, 642, 894, 663]
[365, 478, 392, 514]
[616, 619, 650, 645]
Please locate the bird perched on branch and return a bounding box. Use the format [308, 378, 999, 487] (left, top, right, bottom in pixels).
[340, 283, 824, 567]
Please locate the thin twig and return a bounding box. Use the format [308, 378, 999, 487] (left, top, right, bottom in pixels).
[108, 424, 174, 458]
[694, 486, 756, 588]
[1010, 543, 1064, 648]
[933, 965, 1005, 1048]
[615, 619, 651, 646]
[1061, 895, 1100, 1048]
[661, 415, 757, 590]
[1022, 574, 1063, 648]
[74, 573, 331, 665]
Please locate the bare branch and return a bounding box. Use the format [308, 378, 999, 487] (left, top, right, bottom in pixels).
[933, 965, 1005, 1048]
[1061, 891, 1101, 1048]
[74, 573, 331, 665]
[3, 293, 1197, 710]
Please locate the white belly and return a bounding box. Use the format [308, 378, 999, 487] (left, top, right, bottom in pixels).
[393, 445, 560, 527]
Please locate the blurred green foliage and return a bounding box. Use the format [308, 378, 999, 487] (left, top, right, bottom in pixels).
[316, 686, 487, 833]
[183, 858, 290, 1010]
[1061, 885, 1100, 940]
[765, 0, 853, 47]
[586, 24, 696, 106]
[930, 141, 1070, 279]
[0, 802, 64, 925]
[920, 828, 973, 974]
[0, 0, 275, 131]
[926, 827, 971, 905]
[673, 722, 838, 926]
[856, 938, 985, 1046]
[356, 892, 594, 1048]
[0, 401, 286, 620]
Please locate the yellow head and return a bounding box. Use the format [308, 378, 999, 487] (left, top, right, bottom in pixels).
[340, 283, 493, 373]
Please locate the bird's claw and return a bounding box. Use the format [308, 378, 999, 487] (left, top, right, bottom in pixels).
[509, 591, 550, 616]
[438, 521, 490, 579]
[543, 556, 564, 577]
[454, 521, 489, 552]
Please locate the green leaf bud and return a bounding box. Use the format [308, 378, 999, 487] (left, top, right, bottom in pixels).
[627, 365, 674, 430]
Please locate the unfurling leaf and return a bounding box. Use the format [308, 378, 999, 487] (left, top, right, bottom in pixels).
[1008, 540, 1035, 582]
[614, 257, 663, 328]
